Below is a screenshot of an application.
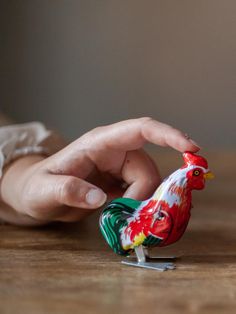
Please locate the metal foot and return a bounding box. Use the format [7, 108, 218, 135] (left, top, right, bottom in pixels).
[127, 254, 177, 260]
[143, 247, 177, 260]
[121, 245, 176, 271]
[146, 255, 177, 260]
[121, 260, 176, 271]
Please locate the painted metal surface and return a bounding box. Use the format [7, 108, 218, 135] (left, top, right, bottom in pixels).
[100, 152, 213, 260]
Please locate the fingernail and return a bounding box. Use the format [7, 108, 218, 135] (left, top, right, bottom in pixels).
[86, 189, 107, 206]
[189, 138, 201, 149]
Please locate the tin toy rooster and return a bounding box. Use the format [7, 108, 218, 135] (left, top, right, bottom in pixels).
[100, 152, 214, 271]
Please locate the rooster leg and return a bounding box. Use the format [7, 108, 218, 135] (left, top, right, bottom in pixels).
[122, 246, 175, 271]
[135, 245, 146, 263]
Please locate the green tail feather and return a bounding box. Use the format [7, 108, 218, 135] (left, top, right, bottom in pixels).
[99, 198, 141, 256]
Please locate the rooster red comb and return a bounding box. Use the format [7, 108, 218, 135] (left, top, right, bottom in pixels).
[183, 152, 208, 169]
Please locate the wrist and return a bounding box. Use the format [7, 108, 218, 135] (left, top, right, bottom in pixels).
[0, 154, 46, 207]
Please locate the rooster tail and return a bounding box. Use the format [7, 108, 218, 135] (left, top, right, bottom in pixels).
[99, 198, 140, 256]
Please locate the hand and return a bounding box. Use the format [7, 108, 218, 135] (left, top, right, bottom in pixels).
[0, 117, 200, 225]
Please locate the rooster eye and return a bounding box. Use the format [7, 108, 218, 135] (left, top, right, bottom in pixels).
[193, 170, 200, 176]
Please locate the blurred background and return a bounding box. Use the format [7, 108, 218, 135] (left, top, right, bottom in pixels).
[0, 0, 235, 148]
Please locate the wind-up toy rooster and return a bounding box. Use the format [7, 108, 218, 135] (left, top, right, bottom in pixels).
[100, 152, 214, 271]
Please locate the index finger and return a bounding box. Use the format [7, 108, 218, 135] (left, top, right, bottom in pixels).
[48, 117, 200, 176]
[87, 117, 200, 153]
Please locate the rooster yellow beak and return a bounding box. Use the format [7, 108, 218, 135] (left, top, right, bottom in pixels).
[204, 171, 214, 180]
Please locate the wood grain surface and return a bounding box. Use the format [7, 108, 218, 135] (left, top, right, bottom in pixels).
[0, 151, 236, 314]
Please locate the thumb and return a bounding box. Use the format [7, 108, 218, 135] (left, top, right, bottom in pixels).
[33, 174, 107, 210]
[53, 175, 107, 209]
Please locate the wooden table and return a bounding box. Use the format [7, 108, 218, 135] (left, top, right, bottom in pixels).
[0, 151, 236, 314]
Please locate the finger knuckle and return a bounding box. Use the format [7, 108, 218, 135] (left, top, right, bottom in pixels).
[57, 177, 78, 204]
[139, 116, 153, 124]
[87, 126, 105, 137]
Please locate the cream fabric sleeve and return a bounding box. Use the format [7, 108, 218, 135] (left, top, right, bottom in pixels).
[0, 113, 67, 177]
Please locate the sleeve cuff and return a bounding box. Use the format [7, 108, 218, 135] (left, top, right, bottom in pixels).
[0, 122, 56, 177]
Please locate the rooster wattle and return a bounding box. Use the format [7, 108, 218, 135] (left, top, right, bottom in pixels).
[99, 152, 214, 271]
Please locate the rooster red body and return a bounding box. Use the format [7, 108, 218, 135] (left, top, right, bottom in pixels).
[100, 152, 213, 257]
